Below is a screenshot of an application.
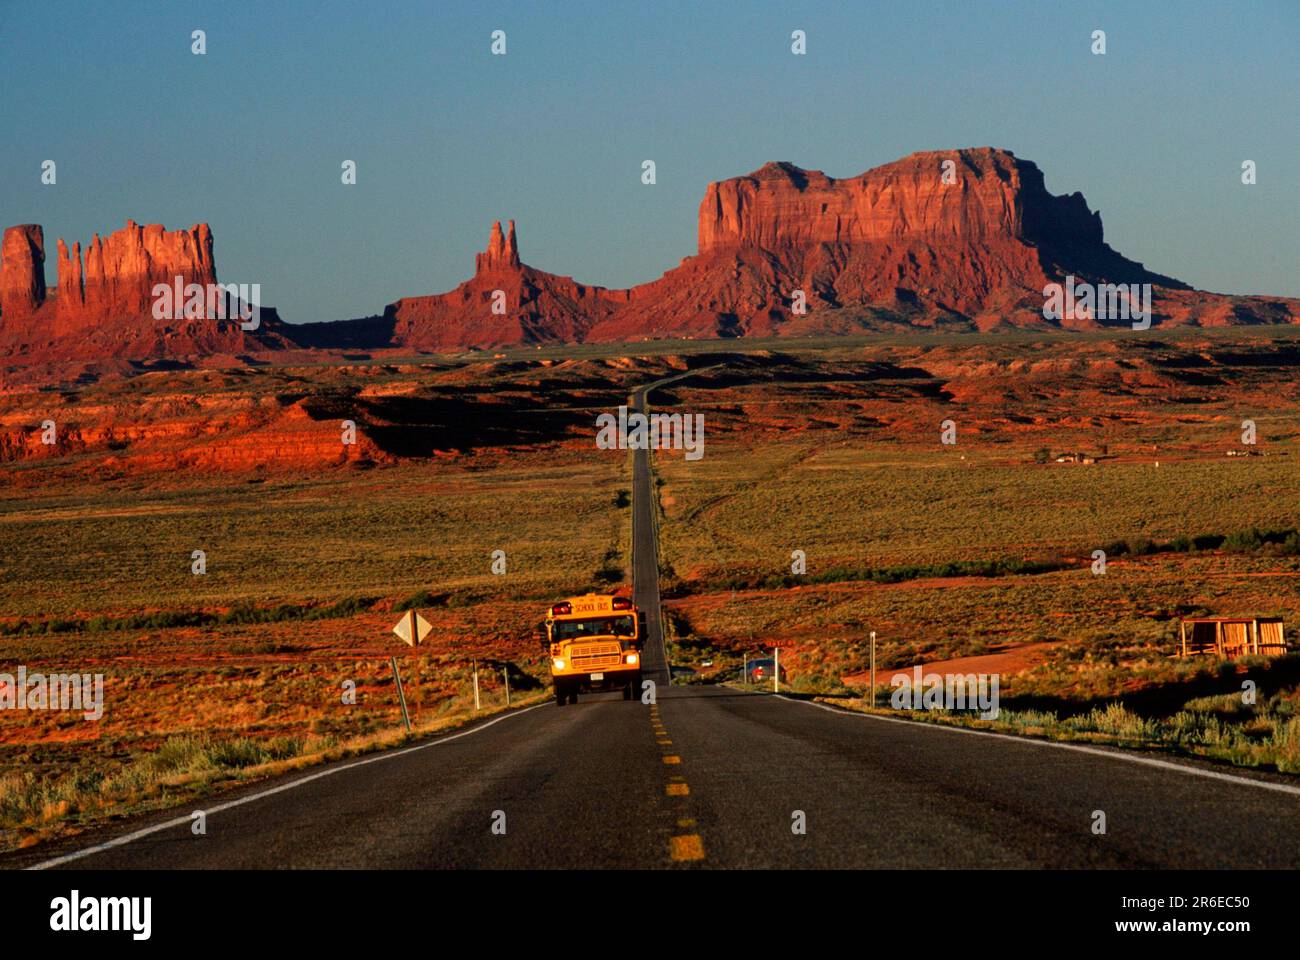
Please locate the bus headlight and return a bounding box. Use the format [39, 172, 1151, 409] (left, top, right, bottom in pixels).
[552, 658, 566, 670]
[625, 654, 638, 665]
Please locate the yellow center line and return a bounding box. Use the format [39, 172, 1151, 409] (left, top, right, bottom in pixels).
[649, 711, 703, 862]
[670, 834, 705, 862]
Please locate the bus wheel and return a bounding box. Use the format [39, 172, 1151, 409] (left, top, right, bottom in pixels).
[622, 683, 632, 701]
[554, 685, 566, 707]
[568, 690, 579, 705]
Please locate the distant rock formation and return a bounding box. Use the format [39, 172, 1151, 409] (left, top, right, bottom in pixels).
[3, 149, 1297, 368]
[380, 148, 1296, 349]
[386, 220, 627, 351]
[600, 148, 1188, 338]
[0, 220, 290, 361]
[79, 220, 216, 322]
[475, 219, 520, 273]
[0, 225, 47, 322]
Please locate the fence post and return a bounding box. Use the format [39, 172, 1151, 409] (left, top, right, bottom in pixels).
[870, 631, 877, 707]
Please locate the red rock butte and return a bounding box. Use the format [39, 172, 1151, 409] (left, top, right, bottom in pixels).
[0, 219, 289, 363]
[3, 148, 1297, 366]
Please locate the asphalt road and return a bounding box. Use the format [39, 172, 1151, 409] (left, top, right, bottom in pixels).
[28, 685, 1300, 869]
[21, 371, 1300, 870]
[628, 377, 675, 688]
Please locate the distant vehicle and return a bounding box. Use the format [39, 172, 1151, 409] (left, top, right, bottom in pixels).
[539, 593, 645, 706]
[744, 658, 787, 684]
[701, 660, 714, 668]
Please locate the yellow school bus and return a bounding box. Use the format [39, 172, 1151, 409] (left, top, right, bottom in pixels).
[540, 593, 645, 706]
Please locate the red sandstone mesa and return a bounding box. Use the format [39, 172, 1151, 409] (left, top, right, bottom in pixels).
[0, 219, 288, 363]
[3, 148, 1297, 365]
[379, 148, 1298, 349]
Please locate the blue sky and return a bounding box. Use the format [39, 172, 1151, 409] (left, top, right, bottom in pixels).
[2, 0, 1297, 322]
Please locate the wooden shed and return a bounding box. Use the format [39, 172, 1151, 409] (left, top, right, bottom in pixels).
[1178, 617, 1287, 658]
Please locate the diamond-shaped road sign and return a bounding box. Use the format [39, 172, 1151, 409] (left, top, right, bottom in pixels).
[392, 610, 433, 647]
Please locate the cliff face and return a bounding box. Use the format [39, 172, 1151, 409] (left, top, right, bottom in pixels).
[0, 220, 291, 361]
[78, 220, 217, 320]
[0, 225, 47, 323]
[697, 151, 1076, 251]
[632, 147, 1187, 335]
[0, 392, 391, 474]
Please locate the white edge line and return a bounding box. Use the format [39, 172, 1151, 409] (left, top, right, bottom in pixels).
[775, 694, 1300, 798]
[28, 702, 546, 870]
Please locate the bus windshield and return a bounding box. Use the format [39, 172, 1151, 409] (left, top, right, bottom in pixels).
[552, 615, 636, 640]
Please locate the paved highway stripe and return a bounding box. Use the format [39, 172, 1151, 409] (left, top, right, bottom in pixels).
[666, 783, 690, 796]
[28, 703, 547, 870]
[779, 695, 1300, 798]
[670, 834, 705, 861]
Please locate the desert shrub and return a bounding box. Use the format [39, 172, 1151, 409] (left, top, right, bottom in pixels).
[1069, 703, 1155, 740]
[1223, 528, 1265, 552]
[148, 736, 216, 775]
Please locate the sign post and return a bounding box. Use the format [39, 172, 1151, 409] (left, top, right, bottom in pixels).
[390, 656, 411, 732]
[773, 645, 780, 694]
[390, 610, 432, 732]
[473, 661, 481, 712]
